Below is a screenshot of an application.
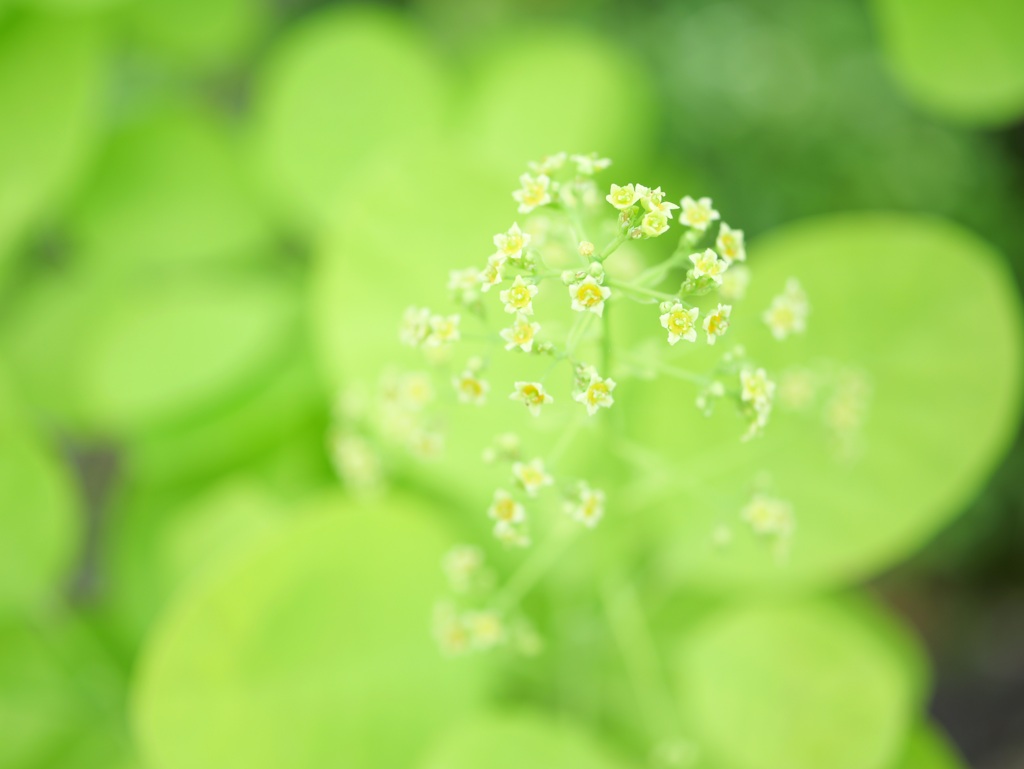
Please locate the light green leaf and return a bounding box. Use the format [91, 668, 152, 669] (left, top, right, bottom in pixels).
[459, 28, 655, 177]
[0, 612, 133, 769]
[675, 598, 919, 769]
[417, 711, 639, 769]
[0, 12, 105, 280]
[77, 273, 298, 436]
[870, 0, 1024, 125]
[0, 378, 77, 612]
[890, 723, 965, 769]
[249, 5, 449, 226]
[69, 106, 273, 276]
[627, 213, 1023, 591]
[118, 0, 268, 73]
[133, 494, 489, 769]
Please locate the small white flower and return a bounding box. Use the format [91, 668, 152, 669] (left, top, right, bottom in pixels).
[441, 545, 484, 593]
[426, 313, 460, 346]
[500, 315, 541, 353]
[606, 183, 640, 210]
[513, 173, 552, 213]
[679, 195, 720, 231]
[689, 248, 728, 284]
[408, 429, 444, 459]
[716, 222, 746, 262]
[570, 152, 611, 175]
[528, 152, 567, 175]
[493, 222, 531, 261]
[574, 370, 616, 416]
[741, 494, 794, 538]
[448, 267, 481, 304]
[569, 275, 611, 316]
[564, 483, 605, 528]
[659, 303, 699, 345]
[433, 603, 470, 655]
[720, 264, 750, 301]
[453, 370, 489, 405]
[511, 458, 554, 496]
[397, 372, 434, 409]
[641, 186, 679, 218]
[465, 610, 505, 650]
[509, 381, 554, 417]
[578, 240, 595, 258]
[740, 367, 776, 412]
[640, 210, 670, 237]
[499, 275, 539, 315]
[479, 255, 503, 292]
[493, 519, 531, 548]
[763, 278, 809, 340]
[703, 303, 732, 345]
[329, 433, 382, 492]
[399, 306, 431, 347]
[488, 489, 525, 524]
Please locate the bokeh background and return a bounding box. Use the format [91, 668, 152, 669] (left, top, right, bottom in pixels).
[1, 0, 1023, 767]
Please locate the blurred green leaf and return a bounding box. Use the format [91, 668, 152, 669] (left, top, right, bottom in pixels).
[250, 5, 450, 227]
[871, 0, 1024, 125]
[627, 213, 1023, 591]
[0, 11, 105, 281]
[459, 27, 655, 178]
[77, 273, 298, 436]
[417, 711, 639, 768]
[889, 723, 965, 769]
[675, 598, 919, 769]
[0, 612, 134, 769]
[133, 494, 489, 769]
[69, 105, 274, 276]
[118, 0, 267, 73]
[0, 377, 76, 612]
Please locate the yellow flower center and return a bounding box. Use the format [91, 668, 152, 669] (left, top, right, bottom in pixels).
[613, 188, 634, 206]
[521, 385, 544, 405]
[586, 382, 609, 405]
[576, 282, 603, 307]
[493, 498, 518, 521]
[509, 285, 531, 307]
[513, 324, 534, 344]
[503, 234, 524, 254]
[460, 378, 483, 398]
[522, 182, 547, 206]
[720, 233, 737, 257]
[668, 311, 692, 335]
[707, 314, 727, 335]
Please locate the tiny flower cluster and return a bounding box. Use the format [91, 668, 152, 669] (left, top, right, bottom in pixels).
[433, 545, 542, 658]
[324, 153, 810, 656]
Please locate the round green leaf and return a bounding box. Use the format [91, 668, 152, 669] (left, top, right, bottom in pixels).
[69, 106, 273, 276]
[119, 0, 268, 73]
[77, 273, 298, 435]
[0, 12, 105, 278]
[133, 494, 488, 769]
[250, 6, 449, 226]
[0, 613, 131, 768]
[891, 723, 965, 769]
[0, 394, 77, 612]
[459, 28, 655, 177]
[675, 599, 919, 769]
[628, 213, 1023, 591]
[417, 711, 639, 769]
[870, 0, 1024, 126]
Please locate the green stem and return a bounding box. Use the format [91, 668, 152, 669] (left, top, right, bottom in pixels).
[601, 579, 681, 745]
[596, 231, 629, 262]
[607, 280, 678, 303]
[492, 523, 577, 613]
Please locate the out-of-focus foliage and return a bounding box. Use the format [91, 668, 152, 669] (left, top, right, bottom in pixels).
[134, 495, 489, 769]
[0, 0, 1020, 767]
[870, 0, 1024, 126]
[627, 213, 1022, 591]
